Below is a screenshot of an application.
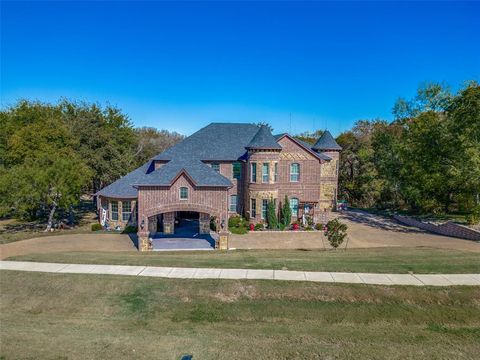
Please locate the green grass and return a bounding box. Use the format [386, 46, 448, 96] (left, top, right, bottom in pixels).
[1, 271, 479, 359]
[9, 247, 480, 274]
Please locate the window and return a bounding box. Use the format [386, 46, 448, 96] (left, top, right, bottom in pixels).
[335, 160, 339, 175]
[179, 187, 188, 200]
[233, 162, 241, 180]
[289, 198, 299, 217]
[261, 199, 268, 219]
[211, 163, 220, 173]
[274, 162, 278, 182]
[122, 201, 132, 222]
[290, 163, 300, 182]
[111, 201, 118, 221]
[262, 163, 269, 183]
[251, 163, 257, 183]
[230, 195, 237, 212]
[251, 198, 256, 218]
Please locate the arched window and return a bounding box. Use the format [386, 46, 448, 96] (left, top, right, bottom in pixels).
[290, 163, 300, 182]
[179, 187, 188, 200]
[289, 197, 299, 217]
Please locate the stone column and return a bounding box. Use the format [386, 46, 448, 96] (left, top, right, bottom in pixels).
[199, 212, 210, 234]
[217, 231, 229, 250]
[137, 216, 151, 252]
[163, 212, 175, 234]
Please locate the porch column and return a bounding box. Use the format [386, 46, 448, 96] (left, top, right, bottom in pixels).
[137, 215, 151, 252]
[163, 212, 175, 234]
[199, 212, 210, 234]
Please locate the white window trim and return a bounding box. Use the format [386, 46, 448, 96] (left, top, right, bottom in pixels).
[261, 199, 268, 219]
[262, 163, 269, 183]
[179, 187, 189, 200]
[290, 198, 299, 217]
[229, 194, 238, 212]
[122, 201, 132, 222]
[290, 163, 300, 182]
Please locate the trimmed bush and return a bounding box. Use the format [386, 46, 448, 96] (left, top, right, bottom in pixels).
[305, 225, 314, 231]
[325, 219, 348, 249]
[91, 223, 102, 231]
[123, 225, 137, 234]
[254, 223, 264, 231]
[228, 215, 248, 234]
[315, 223, 323, 231]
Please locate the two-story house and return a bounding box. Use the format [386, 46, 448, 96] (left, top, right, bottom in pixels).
[96, 123, 341, 250]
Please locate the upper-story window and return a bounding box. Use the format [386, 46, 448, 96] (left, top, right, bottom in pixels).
[179, 187, 188, 200]
[111, 201, 118, 221]
[232, 162, 241, 180]
[229, 194, 237, 212]
[122, 201, 132, 221]
[211, 163, 220, 173]
[251, 163, 257, 183]
[289, 197, 299, 217]
[290, 163, 300, 182]
[262, 163, 269, 183]
[274, 162, 278, 182]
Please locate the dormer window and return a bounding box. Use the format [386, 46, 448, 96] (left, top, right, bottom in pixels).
[179, 187, 188, 200]
[211, 163, 220, 173]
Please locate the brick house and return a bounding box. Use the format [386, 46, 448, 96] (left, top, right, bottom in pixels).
[96, 123, 341, 250]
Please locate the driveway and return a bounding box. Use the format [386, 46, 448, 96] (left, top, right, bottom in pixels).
[151, 219, 215, 250]
[0, 233, 136, 260]
[230, 210, 480, 252]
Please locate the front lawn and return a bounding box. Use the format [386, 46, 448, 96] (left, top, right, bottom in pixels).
[8, 247, 480, 274]
[1, 271, 479, 359]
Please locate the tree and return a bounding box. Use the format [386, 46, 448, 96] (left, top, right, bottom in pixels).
[134, 127, 184, 165]
[256, 122, 273, 132]
[280, 195, 292, 227]
[0, 155, 91, 229]
[295, 130, 323, 145]
[266, 198, 278, 229]
[61, 100, 138, 193]
[325, 219, 348, 249]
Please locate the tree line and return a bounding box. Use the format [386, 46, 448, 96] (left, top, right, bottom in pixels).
[0, 100, 184, 228]
[334, 81, 479, 223]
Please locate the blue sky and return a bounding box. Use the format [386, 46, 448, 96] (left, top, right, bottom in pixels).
[1, 1, 479, 136]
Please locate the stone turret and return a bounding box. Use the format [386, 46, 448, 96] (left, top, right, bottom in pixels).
[313, 130, 342, 211]
[245, 125, 282, 221]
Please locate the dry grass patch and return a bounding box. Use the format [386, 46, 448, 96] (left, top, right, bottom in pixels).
[1, 271, 480, 359]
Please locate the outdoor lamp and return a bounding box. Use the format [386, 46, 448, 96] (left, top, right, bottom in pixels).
[221, 219, 225, 230]
[141, 219, 145, 230]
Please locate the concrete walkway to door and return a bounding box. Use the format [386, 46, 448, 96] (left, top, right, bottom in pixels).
[1, 260, 479, 286]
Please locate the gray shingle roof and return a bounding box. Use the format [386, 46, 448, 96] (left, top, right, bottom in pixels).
[246, 125, 282, 150]
[312, 130, 342, 151]
[154, 123, 260, 161]
[133, 159, 233, 187]
[95, 162, 152, 198]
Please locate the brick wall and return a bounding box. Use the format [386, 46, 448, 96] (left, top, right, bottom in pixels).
[394, 215, 480, 241]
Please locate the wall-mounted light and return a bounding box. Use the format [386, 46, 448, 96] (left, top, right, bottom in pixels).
[141, 219, 145, 230]
[221, 219, 225, 230]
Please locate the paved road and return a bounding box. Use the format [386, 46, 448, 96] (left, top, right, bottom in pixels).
[1, 261, 479, 286]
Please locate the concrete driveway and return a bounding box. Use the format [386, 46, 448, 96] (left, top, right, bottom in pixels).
[0, 233, 136, 260]
[230, 210, 480, 252]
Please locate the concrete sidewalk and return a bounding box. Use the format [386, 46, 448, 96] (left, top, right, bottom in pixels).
[1, 261, 479, 286]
